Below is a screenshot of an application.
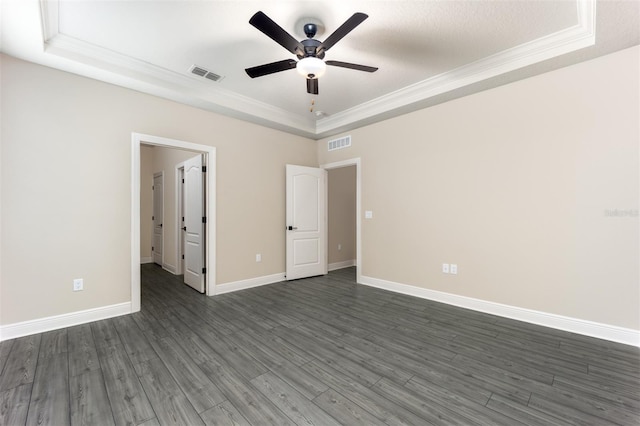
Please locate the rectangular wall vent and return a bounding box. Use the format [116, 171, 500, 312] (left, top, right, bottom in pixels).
[328, 135, 351, 151]
[189, 65, 223, 82]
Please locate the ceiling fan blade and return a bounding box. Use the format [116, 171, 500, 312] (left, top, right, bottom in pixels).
[250, 11, 304, 57]
[326, 60, 378, 73]
[245, 59, 297, 78]
[317, 12, 368, 55]
[307, 78, 319, 95]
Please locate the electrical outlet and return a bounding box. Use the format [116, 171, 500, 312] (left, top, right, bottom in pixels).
[450, 264, 458, 275]
[256, 254, 262, 262]
[73, 278, 84, 291]
[442, 263, 450, 274]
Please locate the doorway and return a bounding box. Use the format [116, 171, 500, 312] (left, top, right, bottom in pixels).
[327, 165, 357, 271]
[131, 133, 216, 313]
[322, 158, 361, 283]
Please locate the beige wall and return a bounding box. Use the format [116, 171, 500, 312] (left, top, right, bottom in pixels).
[0, 54, 316, 325]
[318, 46, 639, 330]
[328, 166, 356, 265]
[1, 45, 638, 332]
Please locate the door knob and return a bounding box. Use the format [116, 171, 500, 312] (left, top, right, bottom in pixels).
[287, 226, 298, 230]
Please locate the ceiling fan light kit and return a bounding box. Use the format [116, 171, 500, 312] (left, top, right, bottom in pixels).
[245, 11, 378, 95]
[296, 57, 326, 78]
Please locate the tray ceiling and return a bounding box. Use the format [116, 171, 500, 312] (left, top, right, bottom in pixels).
[1, 0, 638, 139]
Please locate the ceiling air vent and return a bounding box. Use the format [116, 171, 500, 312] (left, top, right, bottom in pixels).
[328, 135, 351, 151]
[189, 65, 223, 82]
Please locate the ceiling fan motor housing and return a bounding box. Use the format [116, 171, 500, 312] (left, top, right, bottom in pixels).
[300, 38, 324, 59]
[304, 23, 318, 38]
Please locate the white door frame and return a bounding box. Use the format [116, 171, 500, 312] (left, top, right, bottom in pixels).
[131, 133, 216, 313]
[320, 158, 362, 284]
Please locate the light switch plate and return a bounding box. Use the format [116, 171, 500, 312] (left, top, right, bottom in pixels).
[365, 210, 373, 219]
[442, 263, 450, 273]
[450, 264, 458, 274]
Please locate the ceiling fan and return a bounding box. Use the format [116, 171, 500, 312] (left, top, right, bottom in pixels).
[245, 11, 378, 95]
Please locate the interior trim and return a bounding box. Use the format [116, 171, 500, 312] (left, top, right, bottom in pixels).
[162, 263, 177, 275]
[359, 275, 640, 347]
[215, 273, 286, 295]
[0, 302, 131, 341]
[329, 260, 356, 271]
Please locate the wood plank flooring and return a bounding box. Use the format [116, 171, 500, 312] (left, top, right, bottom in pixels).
[1, 264, 638, 425]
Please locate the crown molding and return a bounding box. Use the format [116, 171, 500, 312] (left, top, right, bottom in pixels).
[40, 0, 316, 138]
[38, 0, 595, 139]
[44, 34, 317, 137]
[316, 0, 596, 135]
[40, 0, 59, 41]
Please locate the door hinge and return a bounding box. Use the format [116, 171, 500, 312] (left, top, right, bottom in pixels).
[202, 166, 207, 173]
[182, 216, 184, 222]
[202, 267, 207, 274]
[182, 254, 184, 259]
[202, 217, 207, 223]
[152, 185, 154, 190]
[182, 178, 184, 183]
[152, 246, 154, 251]
[152, 215, 154, 220]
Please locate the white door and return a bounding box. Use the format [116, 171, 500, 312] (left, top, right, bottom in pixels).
[184, 155, 205, 292]
[152, 173, 164, 266]
[286, 164, 327, 280]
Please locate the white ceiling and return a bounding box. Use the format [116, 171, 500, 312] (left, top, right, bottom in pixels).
[1, 0, 638, 139]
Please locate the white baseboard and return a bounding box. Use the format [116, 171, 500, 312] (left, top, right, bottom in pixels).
[215, 273, 285, 295]
[329, 260, 356, 271]
[359, 275, 640, 347]
[141, 257, 153, 264]
[0, 302, 131, 341]
[162, 263, 177, 275]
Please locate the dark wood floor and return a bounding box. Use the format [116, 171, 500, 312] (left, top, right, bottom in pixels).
[1, 265, 639, 425]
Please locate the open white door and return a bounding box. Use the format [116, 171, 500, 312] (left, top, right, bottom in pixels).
[152, 172, 163, 266]
[286, 164, 327, 280]
[184, 154, 205, 293]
